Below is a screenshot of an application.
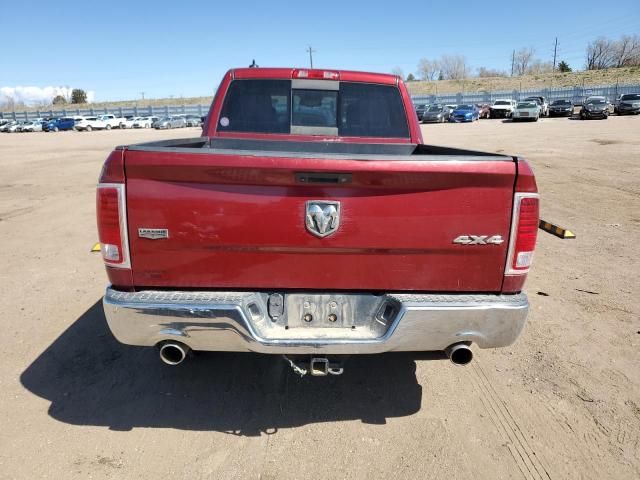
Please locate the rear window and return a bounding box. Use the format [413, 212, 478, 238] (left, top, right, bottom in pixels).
[218, 79, 409, 138]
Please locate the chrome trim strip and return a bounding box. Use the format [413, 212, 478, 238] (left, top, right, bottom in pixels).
[103, 288, 529, 354]
[97, 183, 131, 269]
[505, 192, 539, 276]
[290, 125, 339, 136]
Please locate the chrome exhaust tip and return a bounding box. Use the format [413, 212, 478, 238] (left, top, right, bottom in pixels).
[445, 343, 473, 366]
[159, 342, 190, 365]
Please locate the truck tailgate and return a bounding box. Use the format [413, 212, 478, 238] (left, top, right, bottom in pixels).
[124, 149, 515, 292]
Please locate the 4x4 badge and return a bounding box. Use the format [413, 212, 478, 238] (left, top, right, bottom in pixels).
[453, 235, 503, 245]
[305, 201, 340, 238]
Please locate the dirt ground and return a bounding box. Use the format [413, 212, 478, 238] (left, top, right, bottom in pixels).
[0, 117, 638, 480]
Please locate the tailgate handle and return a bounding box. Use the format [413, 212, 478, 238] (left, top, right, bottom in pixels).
[295, 172, 351, 184]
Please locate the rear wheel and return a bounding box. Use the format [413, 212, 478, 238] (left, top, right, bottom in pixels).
[106, 124, 111, 130]
[86, 125, 92, 132]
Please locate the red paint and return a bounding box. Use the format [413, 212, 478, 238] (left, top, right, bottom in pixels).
[124, 148, 515, 292]
[203, 68, 422, 144]
[98, 68, 538, 294]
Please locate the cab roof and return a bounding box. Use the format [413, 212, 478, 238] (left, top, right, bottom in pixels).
[229, 67, 400, 85]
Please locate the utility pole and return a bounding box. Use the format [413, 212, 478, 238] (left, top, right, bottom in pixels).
[140, 92, 145, 101]
[511, 50, 515, 76]
[552, 37, 558, 71]
[306, 46, 315, 68]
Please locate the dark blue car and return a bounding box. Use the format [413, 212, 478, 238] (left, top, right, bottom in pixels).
[449, 104, 479, 123]
[44, 117, 76, 132]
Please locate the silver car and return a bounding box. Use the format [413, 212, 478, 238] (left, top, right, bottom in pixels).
[20, 121, 43, 132]
[512, 101, 540, 122]
[421, 105, 451, 123]
[153, 116, 187, 129]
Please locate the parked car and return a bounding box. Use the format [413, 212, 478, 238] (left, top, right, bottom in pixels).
[45, 117, 76, 132]
[120, 116, 144, 129]
[7, 121, 26, 132]
[97, 114, 126, 130]
[421, 104, 450, 123]
[580, 97, 609, 120]
[1, 121, 18, 132]
[449, 104, 479, 122]
[477, 104, 491, 119]
[414, 104, 429, 121]
[523, 96, 548, 117]
[132, 116, 159, 128]
[184, 114, 203, 127]
[548, 99, 574, 117]
[489, 99, 516, 118]
[98, 67, 540, 374]
[153, 116, 187, 129]
[20, 121, 43, 132]
[614, 93, 640, 115]
[75, 116, 108, 131]
[444, 104, 457, 114]
[512, 101, 540, 122]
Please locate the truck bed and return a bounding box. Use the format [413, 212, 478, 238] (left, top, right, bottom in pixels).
[124, 136, 513, 162]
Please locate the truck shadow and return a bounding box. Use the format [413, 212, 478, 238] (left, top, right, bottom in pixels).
[20, 301, 432, 435]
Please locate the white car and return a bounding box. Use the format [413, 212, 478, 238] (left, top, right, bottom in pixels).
[7, 122, 24, 132]
[96, 114, 125, 129]
[133, 116, 159, 128]
[489, 99, 517, 118]
[75, 116, 107, 131]
[120, 116, 144, 129]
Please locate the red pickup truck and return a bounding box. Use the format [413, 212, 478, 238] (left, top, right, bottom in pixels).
[98, 67, 539, 376]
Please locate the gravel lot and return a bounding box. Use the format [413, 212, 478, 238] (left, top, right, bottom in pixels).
[1, 117, 639, 479]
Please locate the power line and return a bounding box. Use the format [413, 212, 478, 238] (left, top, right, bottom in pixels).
[306, 46, 316, 68]
[511, 50, 515, 76]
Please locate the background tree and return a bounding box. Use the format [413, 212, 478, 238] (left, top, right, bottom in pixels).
[391, 67, 404, 79]
[438, 55, 467, 80]
[527, 60, 554, 75]
[613, 34, 640, 67]
[417, 58, 440, 81]
[52, 95, 67, 105]
[406, 73, 416, 82]
[477, 67, 507, 78]
[585, 37, 615, 70]
[513, 47, 536, 76]
[557, 60, 572, 72]
[71, 89, 87, 104]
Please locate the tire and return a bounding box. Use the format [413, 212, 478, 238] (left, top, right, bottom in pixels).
[53, 127, 59, 132]
[145, 123, 150, 128]
[86, 125, 92, 132]
[105, 124, 111, 130]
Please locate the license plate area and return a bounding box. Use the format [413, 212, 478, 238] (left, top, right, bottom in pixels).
[246, 293, 401, 340]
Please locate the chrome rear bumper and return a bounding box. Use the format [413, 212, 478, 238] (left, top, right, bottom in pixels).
[103, 288, 529, 355]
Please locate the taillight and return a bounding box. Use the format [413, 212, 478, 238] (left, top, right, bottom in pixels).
[505, 193, 539, 275]
[96, 184, 130, 268]
[292, 69, 339, 80]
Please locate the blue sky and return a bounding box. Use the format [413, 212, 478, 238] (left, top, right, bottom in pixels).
[1, 0, 638, 101]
